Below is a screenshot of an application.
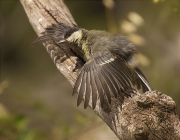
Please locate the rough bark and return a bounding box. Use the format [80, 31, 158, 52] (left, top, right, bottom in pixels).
[20, 0, 180, 139]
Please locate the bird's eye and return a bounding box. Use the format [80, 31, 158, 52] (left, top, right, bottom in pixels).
[64, 28, 79, 39]
[65, 32, 72, 38]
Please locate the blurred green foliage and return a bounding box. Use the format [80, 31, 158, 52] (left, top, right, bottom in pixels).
[0, 0, 180, 139]
[0, 114, 35, 140]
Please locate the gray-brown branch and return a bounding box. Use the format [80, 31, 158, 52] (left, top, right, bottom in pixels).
[20, 0, 180, 139]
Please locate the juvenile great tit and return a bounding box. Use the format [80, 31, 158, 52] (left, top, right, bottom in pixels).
[32, 23, 153, 109]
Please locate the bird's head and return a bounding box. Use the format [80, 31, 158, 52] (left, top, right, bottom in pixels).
[31, 23, 84, 46]
[61, 28, 84, 44]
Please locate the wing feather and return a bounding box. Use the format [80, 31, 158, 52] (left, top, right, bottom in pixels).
[77, 68, 87, 107]
[90, 70, 98, 109]
[84, 70, 91, 109]
[73, 51, 152, 109]
[96, 57, 115, 104]
[93, 68, 105, 107]
[73, 69, 84, 95]
[100, 67, 119, 98]
[134, 67, 153, 92]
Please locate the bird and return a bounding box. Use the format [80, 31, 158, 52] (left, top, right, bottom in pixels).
[32, 23, 153, 109]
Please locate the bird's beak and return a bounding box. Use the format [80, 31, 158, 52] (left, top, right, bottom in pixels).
[57, 39, 67, 44]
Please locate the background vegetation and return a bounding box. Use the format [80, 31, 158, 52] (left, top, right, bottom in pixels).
[1, 0, 180, 139]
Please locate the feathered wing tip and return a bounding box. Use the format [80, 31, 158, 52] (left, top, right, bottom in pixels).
[134, 67, 153, 92]
[31, 23, 78, 47]
[73, 52, 142, 109]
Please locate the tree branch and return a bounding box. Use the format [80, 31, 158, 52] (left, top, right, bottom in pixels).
[20, 0, 180, 139]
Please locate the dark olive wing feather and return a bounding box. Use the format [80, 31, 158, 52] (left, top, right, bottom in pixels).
[84, 71, 91, 109]
[90, 70, 98, 109]
[77, 69, 87, 107]
[92, 67, 105, 107]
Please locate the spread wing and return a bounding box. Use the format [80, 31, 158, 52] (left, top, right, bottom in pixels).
[73, 52, 145, 109]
